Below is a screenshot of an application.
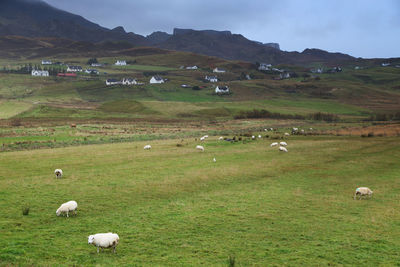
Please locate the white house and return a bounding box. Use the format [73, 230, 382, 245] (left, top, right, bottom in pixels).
[91, 63, 103, 67]
[41, 60, 52, 65]
[85, 69, 99, 74]
[213, 67, 226, 73]
[31, 70, 49, 77]
[122, 78, 137, 85]
[205, 75, 218, 82]
[106, 79, 122, 86]
[115, 60, 127, 66]
[150, 76, 165, 84]
[215, 85, 230, 94]
[67, 66, 82, 72]
[258, 63, 271, 71]
[186, 66, 198, 70]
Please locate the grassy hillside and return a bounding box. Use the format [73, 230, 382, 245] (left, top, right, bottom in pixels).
[0, 136, 399, 265]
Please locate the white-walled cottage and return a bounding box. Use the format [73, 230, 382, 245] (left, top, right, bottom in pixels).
[115, 60, 127, 66]
[215, 85, 230, 94]
[31, 70, 49, 77]
[41, 60, 52, 65]
[213, 67, 226, 73]
[122, 78, 137, 85]
[150, 76, 165, 84]
[205, 75, 218, 82]
[106, 79, 122, 86]
[67, 66, 82, 72]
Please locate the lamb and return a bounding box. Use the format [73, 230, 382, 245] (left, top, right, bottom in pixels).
[280, 141, 288, 146]
[270, 142, 278, 147]
[196, 145, 204, 152]
[143, 145, 151, 150]
[213, 157, 216, 162]
[354, 187, 373, 200]
[56, 200, 78, 217]
[88, 233, 119, 253]
[258, 135, 262, 138]
[200, 137, 205, 141]
[279, 146, 288, 152]
[284, 133, 290, 136]
[54, 169, 63, 179]
[218, 136, 224, 140]
[252, 135, 255, 140]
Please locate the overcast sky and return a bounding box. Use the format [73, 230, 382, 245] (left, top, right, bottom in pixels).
[44, 0, 399, 58]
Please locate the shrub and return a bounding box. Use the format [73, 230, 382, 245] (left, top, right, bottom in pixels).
[22, 206, 30, 216]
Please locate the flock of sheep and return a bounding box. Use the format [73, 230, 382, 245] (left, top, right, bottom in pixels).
[54, 170, 120, 253]
[51, 126, 373, 254]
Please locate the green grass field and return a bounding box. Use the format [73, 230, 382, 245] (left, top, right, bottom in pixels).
[0, 136, 399, 265]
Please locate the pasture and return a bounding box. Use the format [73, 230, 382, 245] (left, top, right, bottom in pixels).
[0, 135, 399, 266]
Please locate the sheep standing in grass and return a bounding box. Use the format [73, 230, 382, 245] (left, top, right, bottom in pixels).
[54, 169, 63, 179]
[252, 135, 255, 140]
[280, 141, 288, 146]
[196, 145, 204, 152]
[200, 137, 205, 141]
[56, 200, 78, 217]
[88, 233, 119, 253]
[218, 136, 224, 140]
[279, 146, 288, 152]
[143, 145, 151, 150]
[354, 187, 373, 200]
[270, 142, 278, 147]
[284, 133, 290, 136]
[258, 135, 262, 138]
[213, 157, 216, 162]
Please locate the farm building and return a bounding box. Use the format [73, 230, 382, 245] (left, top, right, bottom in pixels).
[186, 66, 198, 70]
[106, 79, 122, 85]
[150, 76, 165, 84]
[85, 69, 99, 74]
[31, 70, 49, 77]
[57, 73, 77, 77]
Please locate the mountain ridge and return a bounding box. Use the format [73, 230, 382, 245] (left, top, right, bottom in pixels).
[0, 0, 357, 64]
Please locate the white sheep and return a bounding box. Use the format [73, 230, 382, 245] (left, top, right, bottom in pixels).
[279, 146, 288, 152]
[280, 141, 288, 146]
[284, 133, 290, 136]
[270, 142, 278, 147]
[218, 136, 224, 140]
[88, 233, 119, 253]
[264, 129, 268, 132]
[200, 137, 205, 141]
[54, 169, 63, 179]
[213, 157, 216, 162]
[56, 200, 78, 217]
[258, 135, 262, 138]
[196, 145, 204, 152]
[354, 187, 373, 200]
[204, 135, 209, 138]
[143, 145, 151, 150]
[270, 128, 274, 131]
[252, 135, 255, 140]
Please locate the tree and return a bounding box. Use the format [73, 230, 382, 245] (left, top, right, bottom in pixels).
[87, 58, 98, 65]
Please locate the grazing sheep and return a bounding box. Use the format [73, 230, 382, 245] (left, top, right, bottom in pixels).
[143, 145, 151, 150]
[270, 142, 278, 147]
[284, 133, 290, 136]
[218, 136, 224, 140]
[252, 135, 255, 140]
[54, 169, 63, 179]
[270, 128, 274, 131]
[279, 146, 288, 152]
[56, 200, 78, 217]
[200, 137, 205, 141]
[204, 135, 209, 138]
[196, 145, 204, 152]
[258, 135, 262, 138]
[354, 187, 373, 200]
[280, 141, 288, 146]
[264, 128, 268, 132]
[213, 157, 216, 162]
[88, 233, 119, 253]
